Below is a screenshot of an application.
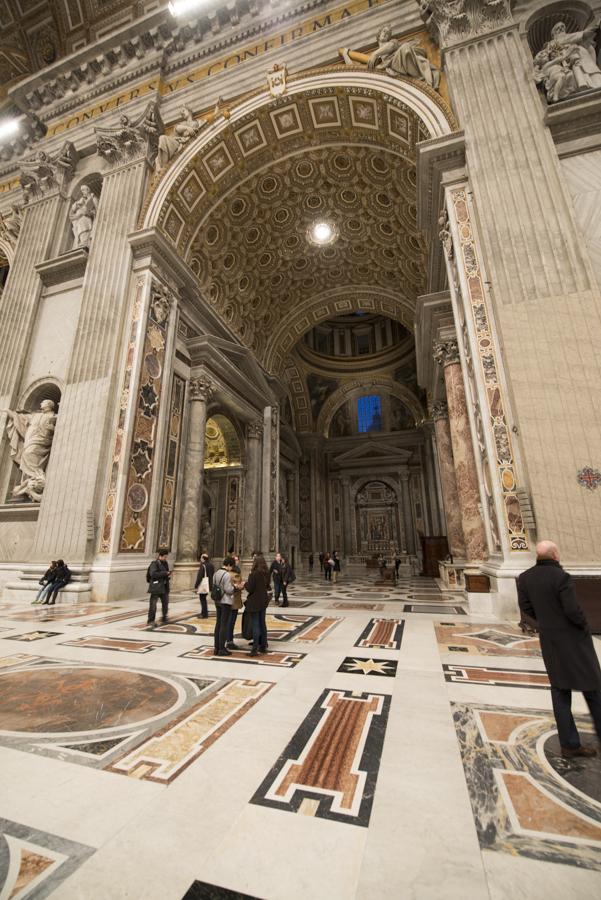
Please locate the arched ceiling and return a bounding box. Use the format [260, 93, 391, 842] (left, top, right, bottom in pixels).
[187, 144, 425, 366]
[157, 83, 436, 372]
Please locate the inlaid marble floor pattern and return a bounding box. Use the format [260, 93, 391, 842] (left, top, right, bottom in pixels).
[1, 571, 600, 900]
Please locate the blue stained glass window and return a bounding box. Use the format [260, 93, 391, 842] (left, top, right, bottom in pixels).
[357, 395, 382, 433]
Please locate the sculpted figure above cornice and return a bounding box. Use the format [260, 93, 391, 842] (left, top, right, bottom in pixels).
[19, 141, 77, 202]
[419, 0, 514, 49]
[95, 103, 163, 169]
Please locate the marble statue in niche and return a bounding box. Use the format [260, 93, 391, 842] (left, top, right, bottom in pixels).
[3, 399, 57, 501]
[69, 185, 98, 248]
[156, 106, 205, 173]
[534, 20, 601, 103]
[340, 24, 440, 90]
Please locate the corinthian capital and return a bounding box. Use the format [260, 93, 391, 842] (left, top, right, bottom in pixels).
[246, 418, 263, 440]
[95, 102, 163, 169]
[431, 400, 449, 421]
[433, 338, 460, 367]
[189, 374, 214, 402]
[420, 0, 514, 49]
[20, 141, 77, 202]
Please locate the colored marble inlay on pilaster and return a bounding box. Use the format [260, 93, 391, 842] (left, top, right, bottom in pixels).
[354, 618, 404, 650]
[0, 817, 94, 900]
[450, 188, 529, 552]
[120, 281, 173, 552]
[99, 277, 145, 553]
[251, 687, 391, 826]
[453, 702, 601, 870]
[157, 373, 185, 550]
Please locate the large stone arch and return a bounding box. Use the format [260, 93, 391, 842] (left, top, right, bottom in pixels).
[142, 67, 455, 371]
[264, 286, 416, 375]
[316, 377, 424, 437]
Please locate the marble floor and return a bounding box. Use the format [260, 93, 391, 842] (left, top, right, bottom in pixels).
[1, 571, 600, 900]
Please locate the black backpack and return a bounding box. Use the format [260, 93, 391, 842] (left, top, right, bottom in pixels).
[211, 571, 224, 602]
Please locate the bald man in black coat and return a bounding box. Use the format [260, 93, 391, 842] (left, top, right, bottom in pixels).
[518, 540, 601, 758]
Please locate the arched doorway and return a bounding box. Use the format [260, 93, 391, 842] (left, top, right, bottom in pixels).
[145, 69, 454, 569]
[202, 414, 244, 558]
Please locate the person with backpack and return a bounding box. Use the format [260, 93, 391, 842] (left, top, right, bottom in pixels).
[42, 559, 72, 605]
[194, 553, 214, 618]
[33, 560, 57, 604]
[146, 550, 170, 627]
[212, 557, 237, 655]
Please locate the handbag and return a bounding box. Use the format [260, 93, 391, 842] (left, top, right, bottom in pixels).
[198, 575, 210, 594]
[241, 609, 254, 640]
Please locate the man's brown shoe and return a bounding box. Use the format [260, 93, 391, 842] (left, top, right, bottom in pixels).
[561, 745, 597, 759]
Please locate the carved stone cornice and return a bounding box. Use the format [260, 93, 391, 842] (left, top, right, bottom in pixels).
[246, 418, 263, 440]
[431, 399, 449, 421]
[19, 141, 77, 202]
[433, 338, 460, 367]
[420, 0, 514, 49]
[189, 374, 214, 402]
[95, 102, 163, 169]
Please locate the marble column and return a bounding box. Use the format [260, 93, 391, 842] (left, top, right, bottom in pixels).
[177, 375, 213, 562]
[400, 471, 416, 555]
[434, 340, 487, 562]
[260, 406, 279, 553]
[340, 475, 352, 557]
[243, 418, 262, 555]
[431, 401, 466, 559]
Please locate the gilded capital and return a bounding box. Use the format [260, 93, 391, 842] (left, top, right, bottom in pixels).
[420, 0, 514, 49]
[433, 339, 460, 367]
[189, 375, 214, 402]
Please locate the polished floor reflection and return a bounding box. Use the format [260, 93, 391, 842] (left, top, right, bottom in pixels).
[1, 571, 600, 899]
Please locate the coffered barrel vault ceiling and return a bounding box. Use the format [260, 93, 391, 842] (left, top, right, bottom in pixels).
[157, 84, 433, 373]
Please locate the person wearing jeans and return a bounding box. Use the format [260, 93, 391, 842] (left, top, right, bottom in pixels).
[33, 561, 57, 604]
[43, 560, 71, 605]
[518, 540, 601, 758]
[244, 554, 270, 656]
[213, 558, 236, 656]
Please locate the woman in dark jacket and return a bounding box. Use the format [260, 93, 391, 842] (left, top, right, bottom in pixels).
[43, 559, 71, 605]
[34, 560, 57, 604]
[244, 554, 270, 656]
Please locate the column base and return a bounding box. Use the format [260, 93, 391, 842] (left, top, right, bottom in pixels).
[479, 557, 533, 619]
[170, 561, 199, 593]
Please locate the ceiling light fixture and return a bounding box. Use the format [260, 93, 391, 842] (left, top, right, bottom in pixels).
[309, 221, 337, 245]
[168, 0, 209, 16]
[0, 118, 20, 142]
